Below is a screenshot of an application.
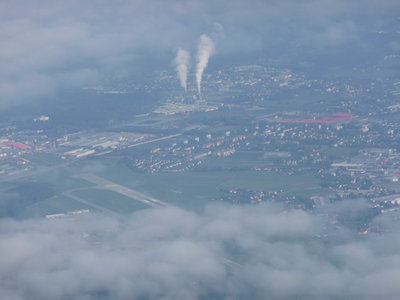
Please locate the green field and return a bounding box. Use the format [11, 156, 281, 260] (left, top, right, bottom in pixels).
[81, 158, 327, 210]
[20, 195, 92, 218]
[26, 153, 64, 166]
[6, 150, 329, 217]
[34, 166, 96, 193]
[198, 151, 284, 170]
[319, 146, 360, 161]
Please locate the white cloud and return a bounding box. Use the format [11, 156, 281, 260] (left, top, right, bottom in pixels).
[1, 202, 400, 299]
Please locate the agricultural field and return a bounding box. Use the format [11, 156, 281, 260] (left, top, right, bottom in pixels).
[20, 195, 92, 219]
[6, 152, 329, 218]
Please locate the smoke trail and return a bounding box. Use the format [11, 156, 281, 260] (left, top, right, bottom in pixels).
[196, 34, 215, 94]
[174, 48, 190, 91]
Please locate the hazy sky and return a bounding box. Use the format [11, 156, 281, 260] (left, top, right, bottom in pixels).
[0, 0, 399, 107]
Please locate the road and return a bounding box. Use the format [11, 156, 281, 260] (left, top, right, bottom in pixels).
[0, 133, 181, 184]
[127, 133, 181, 148]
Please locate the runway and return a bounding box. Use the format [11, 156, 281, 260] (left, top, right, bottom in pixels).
[75, 173, 168, 208]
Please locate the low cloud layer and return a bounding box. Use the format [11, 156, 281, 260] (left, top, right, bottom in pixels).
[0, 0, 399, 107]
[1, 202, 400, 299]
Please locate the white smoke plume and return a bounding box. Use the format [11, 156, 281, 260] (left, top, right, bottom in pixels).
[196, 34, 215, 94]
[174, 48, 190, 91]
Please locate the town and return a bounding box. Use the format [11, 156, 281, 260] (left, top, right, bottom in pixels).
[1, 61, 400, 232]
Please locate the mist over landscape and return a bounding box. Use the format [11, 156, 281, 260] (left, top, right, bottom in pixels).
[1, 0, 398, 107]
[3, 202, 400, 300]
[1, 0, 400, 299]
